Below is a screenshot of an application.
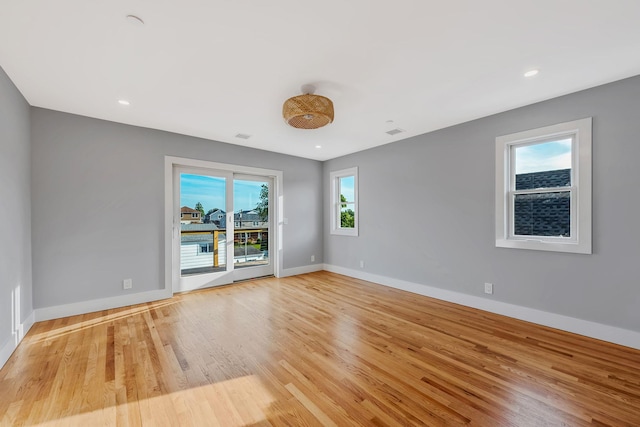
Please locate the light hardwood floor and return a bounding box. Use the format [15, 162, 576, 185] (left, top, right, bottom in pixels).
[1, 272, 639, 426]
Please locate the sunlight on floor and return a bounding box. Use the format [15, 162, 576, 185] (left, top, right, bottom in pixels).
[29, 300, 179, 344]
[30, 375, 275, 427]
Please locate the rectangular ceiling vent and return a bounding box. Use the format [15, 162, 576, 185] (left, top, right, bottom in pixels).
[386, 128, 405, 136]
[235, 133, 252, 140]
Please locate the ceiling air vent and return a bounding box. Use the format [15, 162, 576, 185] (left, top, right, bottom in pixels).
[386, 128, 405, 136]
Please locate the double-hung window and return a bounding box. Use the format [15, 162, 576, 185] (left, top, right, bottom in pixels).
[330, 167, 358, 236]
[495, 118, 592, 254]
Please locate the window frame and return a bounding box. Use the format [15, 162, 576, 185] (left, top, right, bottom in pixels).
[330, 167, 359, 236]
[495, 118, 592, 254]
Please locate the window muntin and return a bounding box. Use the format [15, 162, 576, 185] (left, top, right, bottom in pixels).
[495, 118, 591, 254]
[330, 167, 358, 236]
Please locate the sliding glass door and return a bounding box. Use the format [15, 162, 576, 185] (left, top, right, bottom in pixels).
[174, 167, 273, 292]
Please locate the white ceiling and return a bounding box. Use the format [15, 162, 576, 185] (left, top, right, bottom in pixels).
[1, 1, 640, 161]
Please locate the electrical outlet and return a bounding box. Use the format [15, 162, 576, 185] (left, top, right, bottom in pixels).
[311, 255, 315, 262]
[123, 278, 132, 290]
[360, 260, 365, 268]
[484, 282, 493, 295]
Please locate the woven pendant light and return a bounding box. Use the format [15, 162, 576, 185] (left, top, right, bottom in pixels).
[283, 94, 334, 129]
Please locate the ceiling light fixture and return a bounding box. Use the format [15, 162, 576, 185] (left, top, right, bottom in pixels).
[118, 99, 130, 106]
[283, 93, 334, 129]
[315, 145, 322, 149]
[524, 69, 539, 77]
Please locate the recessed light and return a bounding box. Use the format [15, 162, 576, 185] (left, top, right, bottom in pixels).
[235, 133, 251, 139]
[524, 69, 539, 77]
[126, 15, 145, 26]
[118, 99, 130, 106]
[386, 119, 394, 124]
[315, 145, 322, 149]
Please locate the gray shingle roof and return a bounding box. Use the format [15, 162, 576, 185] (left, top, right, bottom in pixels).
[234, 210, 265, 221]
[516, 168, 570, 190]
[514, 169, 571, 237]
[181, 223, 219, 231]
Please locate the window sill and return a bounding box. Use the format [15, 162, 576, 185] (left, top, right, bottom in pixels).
[331, 229, 358, 237]
[496, 238, 591, 254]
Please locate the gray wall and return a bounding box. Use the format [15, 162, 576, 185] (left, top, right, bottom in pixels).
[0, 66, 33, 348]
[31, 109, 323, 308]
[324, 75, 640, 332]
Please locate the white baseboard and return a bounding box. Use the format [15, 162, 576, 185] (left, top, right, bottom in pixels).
[35, 288, 172, 322]
[280, 264, 324, 278]
[0, 310, 35, 369]
[323, 264, 640, 350]
[31, 263, 320, 322]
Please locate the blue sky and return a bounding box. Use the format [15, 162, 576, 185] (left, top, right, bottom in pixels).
[340, 176, 355, 201]
[180, 174, 267, 212]
[515, 138, 572, 174]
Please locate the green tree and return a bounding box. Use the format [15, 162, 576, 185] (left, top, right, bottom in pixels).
[256, 184, 269, 221]
[340, 194, 355, 228]
[195, 202, 205, 217]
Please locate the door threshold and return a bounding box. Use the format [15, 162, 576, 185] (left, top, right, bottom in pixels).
[233, 274, 275, 284]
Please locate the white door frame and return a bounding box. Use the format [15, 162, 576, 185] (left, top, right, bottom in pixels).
[164, 156, 283, 295]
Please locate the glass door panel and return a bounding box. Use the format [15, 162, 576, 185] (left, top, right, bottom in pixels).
[180, 173, 228, 275]
[233, 175, 273, 280]
[176, 169, 234, 292]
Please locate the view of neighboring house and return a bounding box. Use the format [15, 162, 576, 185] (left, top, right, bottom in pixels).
[180, 206, 202, 224]
[181, 208, 269, 274]
[204, 208, 267, 228]
[233, 210, 268, 245]
[204, 208, 226, 227]
[233, 209, 267, 228]
[180, 223, 228, 271]
[202, 208, 268, 244]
